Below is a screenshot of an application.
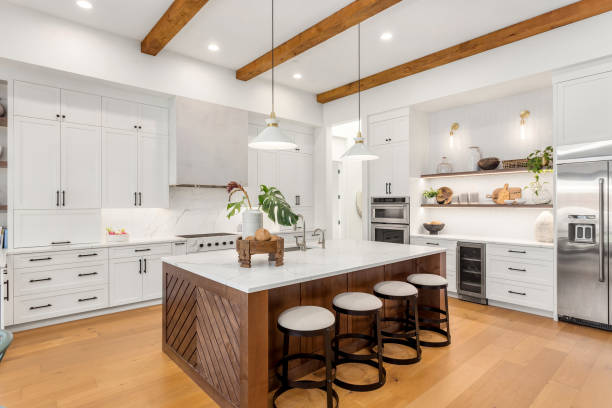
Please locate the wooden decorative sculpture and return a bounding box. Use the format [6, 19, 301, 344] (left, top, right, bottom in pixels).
[236, 236, 284, 268]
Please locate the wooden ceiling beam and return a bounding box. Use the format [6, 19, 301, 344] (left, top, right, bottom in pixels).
[141, 0, 210, 56]
[235, 0, 402, 81]
[317, 0, 612, 103]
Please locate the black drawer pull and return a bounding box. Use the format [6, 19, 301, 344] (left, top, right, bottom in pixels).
[30, 304, 52, 310]
[508, 267, 527, 272]
[78, 253, 98, 258]
[30, 257, 52, 262]
[508, 290, 526, 296]
[78, 296, 98, 302]
[51, 241, 71, 245]
[135, 248, 151, 252]
[78, 272, 99, 277]
[426, 242, 439, 246]
[508, 250, 526, 254]
[174, 242, 185, 246]
[29, 277, 52, 283]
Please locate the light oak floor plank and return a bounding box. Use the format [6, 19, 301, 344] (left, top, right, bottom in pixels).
[1, 299, 611, 407]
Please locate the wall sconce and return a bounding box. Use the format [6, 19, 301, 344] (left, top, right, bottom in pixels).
[449, 122, 459, 147]
[520, 110, 530, 140]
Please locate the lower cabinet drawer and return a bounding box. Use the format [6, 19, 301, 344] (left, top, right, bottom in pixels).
[487, 278, 553, 311]
[14, 286, 108, 324]
[487, 257, 552, 286]
[15, 262, 108, 296]
[109, 243, 172, 259]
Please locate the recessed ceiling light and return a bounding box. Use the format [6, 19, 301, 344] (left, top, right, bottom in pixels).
[76, 0, 93, 9]
[380, 32, 393, 41]
[208, 43, 220, 52]
[293, 73, 302, 80]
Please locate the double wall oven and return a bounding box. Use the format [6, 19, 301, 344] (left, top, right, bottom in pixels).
[370, 196, 410, 244]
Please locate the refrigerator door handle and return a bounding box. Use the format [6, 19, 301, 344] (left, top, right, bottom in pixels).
[598, 177, 605, 283]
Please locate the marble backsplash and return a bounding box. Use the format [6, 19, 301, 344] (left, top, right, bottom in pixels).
[101, 186, 281, 239]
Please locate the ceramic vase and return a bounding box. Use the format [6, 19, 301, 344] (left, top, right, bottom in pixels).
[437, 157, 452, 173]
[535, 211, 554, 243]
[532, 187, 552, 204]
[242, 209, 263, 239]
[468, 146, 482, 171]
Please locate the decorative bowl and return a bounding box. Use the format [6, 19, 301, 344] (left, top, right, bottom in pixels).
[423, 222, 445, 235]
[478, 157, 500, 171]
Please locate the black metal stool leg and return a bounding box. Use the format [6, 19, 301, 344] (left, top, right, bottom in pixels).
[333, 311, 340, 364]
[282, 333, 289, 388]
[324, 327, 334, 408]
[412, 296, 421, 360]
[375, 310, 384, 385]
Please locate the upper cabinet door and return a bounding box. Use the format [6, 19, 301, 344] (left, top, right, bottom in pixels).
[368, 144, 393, 196]
[14, 117, 61, 209]
[102, 97, 139, 131]
[296, 154, 313, 207]
[138, 134, 169, 208]
[60, 123, 102, 209]
[391, 142, 410, 196]
[139, 104, 168, 136]
[391, 116, 410, 144]
[14, 81, 60, 121]
[61, 89, 101, 126]
[369, 120, 393, 147]
[257, 151, 278, 188]
[102, 128, 139, 208]
[289, 131, 314, 155]
[556, 71, 612, 147]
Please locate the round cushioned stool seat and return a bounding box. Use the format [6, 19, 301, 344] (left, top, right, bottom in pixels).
[407, 273, 448, 287]
[374, 281, 418, 297]
[333, 292, 383, 312]
[278, 306, 335, 332]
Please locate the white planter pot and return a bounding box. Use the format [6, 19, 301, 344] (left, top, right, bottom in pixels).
[242, 210, 263, 239]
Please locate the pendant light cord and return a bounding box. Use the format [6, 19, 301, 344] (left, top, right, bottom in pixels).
[271, 0, 275, 114]
[358, 23, 361, 134]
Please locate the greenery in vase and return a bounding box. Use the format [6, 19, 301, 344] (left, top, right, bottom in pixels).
[423, 188, 439, 199]
[258, 185, 299, 227]
[524, 146, 553, 197]
[226, 182, 298, 227]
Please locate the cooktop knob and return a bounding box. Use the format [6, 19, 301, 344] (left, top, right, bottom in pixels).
[199, 243, 204, 248]
[215, 242, 219, 246]
[207, 243, 212, 247]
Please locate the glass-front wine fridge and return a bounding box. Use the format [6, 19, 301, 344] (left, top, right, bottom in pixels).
[456, 242, 487, 304]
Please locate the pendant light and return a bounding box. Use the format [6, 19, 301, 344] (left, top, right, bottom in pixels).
[248, 0, 297, 151]
[341, 24, 378, 161]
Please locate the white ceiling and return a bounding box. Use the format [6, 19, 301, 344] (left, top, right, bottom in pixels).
[7, 0, 577, 94]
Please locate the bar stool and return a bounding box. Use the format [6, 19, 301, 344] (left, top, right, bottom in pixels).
[373, 281, 421, 365]
[407, 274, 451, 347]
[273, 306, 339, 408]
[332, 292, 386, 392]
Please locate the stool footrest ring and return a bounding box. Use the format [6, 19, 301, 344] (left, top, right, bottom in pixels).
[333, 359, 386, 392]
[273, 386, 339, 408]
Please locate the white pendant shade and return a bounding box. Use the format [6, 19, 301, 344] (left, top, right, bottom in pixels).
[341, 132, 378, 161]
[248, 115, 297, 150]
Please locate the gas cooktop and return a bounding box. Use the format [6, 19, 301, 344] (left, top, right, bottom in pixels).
[176, 232, 241, 253]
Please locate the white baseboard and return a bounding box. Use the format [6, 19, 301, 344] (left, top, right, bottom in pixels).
[487, 299, 553, 318]
[7, 299, 162, 332]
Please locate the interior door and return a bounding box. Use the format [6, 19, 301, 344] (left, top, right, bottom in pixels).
[60, 89, 101, 126]
[13, 117, 61, 209]
[60, 123, 101, 209]
[142, 255, 163, 300]
[557, 161, 609, 324]
[138, 134, 169, 208]
[109, 258, 142, 306]
[102, 128, 138, 208]
[368, 144, 393, 196]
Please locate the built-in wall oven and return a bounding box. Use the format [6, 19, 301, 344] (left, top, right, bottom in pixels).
[370, 196, 410, 244]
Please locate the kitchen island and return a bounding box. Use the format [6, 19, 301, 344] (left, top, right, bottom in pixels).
[161, 240, 445, 408]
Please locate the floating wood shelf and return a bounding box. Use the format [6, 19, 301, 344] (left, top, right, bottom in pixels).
[421, 168, 531, 178]
[0, 117, 6, 127]
[0, 161, 6, 168]
[421, 204, 553, 209]
[0, 205, 6, 211]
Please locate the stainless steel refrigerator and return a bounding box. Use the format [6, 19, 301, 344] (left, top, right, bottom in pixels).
[557, 160, 612, 330]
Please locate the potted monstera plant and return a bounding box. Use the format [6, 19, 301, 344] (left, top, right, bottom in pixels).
[226, 182, 298, 239]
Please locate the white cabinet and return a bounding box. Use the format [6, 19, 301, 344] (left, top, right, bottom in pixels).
[258, 151, 279, 188]
[60, 89, 101, 126]
[278, 152, 313, 208]
[2, 266, 13, 327]
[102, 128, 139, 208]
[288, 130, 314, 155]
[141, 255, 163, 300]
[60, 123, 101, 209]
[369, 115, 410, 147]
[102, 97, 139, 131]
[139, 104, 169, 136]
[138, 135, 169, 208]
[14, 117, 61, 209]
[14, 81, 60, 121]
[13, 210, 100, 248]
[172, 242, 187, 256]
[555, 70, 612, 147]
[109, 258, 142, 306]
[368, 142, 409, 196]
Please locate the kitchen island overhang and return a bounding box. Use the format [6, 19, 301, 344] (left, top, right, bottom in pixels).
[161, 240, 446, 408]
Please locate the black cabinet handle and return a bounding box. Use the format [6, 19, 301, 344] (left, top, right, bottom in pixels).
[56, 114, 60, 119]
[56, 190, 60, 207]
[139, 192, 142, 206]
[139, 259, 142, 274]
[3, 279, 8, 301]
[389, 183, 392, 194]
[30, 304, 52, 310]
[30, 257, 52, 262]
[138, 126, 142, 129]
[143, 258, 147, 274]
[134, 192, 138, 206]
[78, 272, 98, 277]
[174, 242, 185, 246]
[508, 267, 526, 272]
[134, 125, 138, 129]
[135, 248, 151, 253]
[78, 253, 98, 258]
[62, 190, 66, 207]
[51, 241, 71, 245]
[508, 250, 527, 254]
[29, 277, 52, 283]
[78, 296, 98, 302]
[508, 290, 526, 296]
[426, 242, 439, 246]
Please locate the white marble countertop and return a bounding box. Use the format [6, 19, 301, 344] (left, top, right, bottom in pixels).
[4, 237, 187, 256]
[412, 233, 554, 249]
[162, 239, 445, 293]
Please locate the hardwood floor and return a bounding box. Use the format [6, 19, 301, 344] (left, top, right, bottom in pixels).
[1, 299, 611, 408]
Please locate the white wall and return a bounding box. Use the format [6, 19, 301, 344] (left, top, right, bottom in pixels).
[0, 1, 322, 126]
